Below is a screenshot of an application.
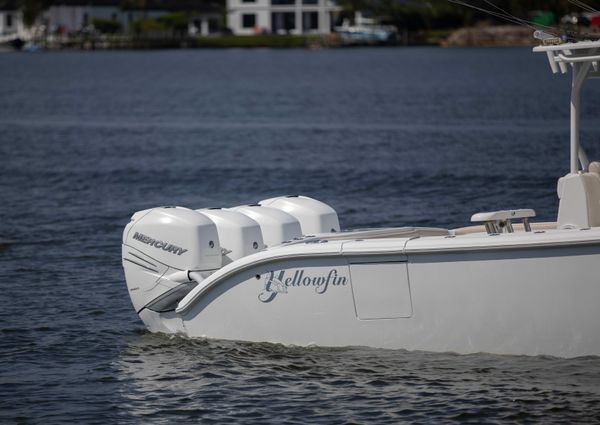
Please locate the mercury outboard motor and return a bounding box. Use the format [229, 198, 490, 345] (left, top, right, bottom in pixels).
[122, 207, 222, 319]
[259, 195, 340, 234]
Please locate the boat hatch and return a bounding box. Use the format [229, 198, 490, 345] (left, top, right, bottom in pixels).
[349, 262, 412, 320]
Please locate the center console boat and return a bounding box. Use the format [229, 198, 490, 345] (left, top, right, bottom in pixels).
[122, 36, 600, 358]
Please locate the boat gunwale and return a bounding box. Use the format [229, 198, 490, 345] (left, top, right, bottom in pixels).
[175, 227, 600, 314]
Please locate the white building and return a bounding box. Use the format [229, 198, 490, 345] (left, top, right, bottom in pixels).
[0, 1, 25, 41]
[227, 0, 338, 35]
[42, 1, 122, 33]
[41, 0, 222, 35]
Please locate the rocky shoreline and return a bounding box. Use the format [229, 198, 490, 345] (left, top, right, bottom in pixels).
[442, 25, 535, 47]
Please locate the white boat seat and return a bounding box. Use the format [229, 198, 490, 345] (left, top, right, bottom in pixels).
[589, 161, 600, 174]
[557, 171, 600, 229]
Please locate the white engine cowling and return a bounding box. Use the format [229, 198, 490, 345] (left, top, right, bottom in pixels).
[230, 204, 302, 247]
[121, 195, 338, 319]
[197, 208, 265, 265]
[122, 206, 222, 313]
[259, 195, 340, 235]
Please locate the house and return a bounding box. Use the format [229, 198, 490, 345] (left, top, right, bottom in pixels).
[226, 0, 339, 35]
[41, 0, 223, 35]
[0, 0, 25, 41]
[42, 0, 122, 33]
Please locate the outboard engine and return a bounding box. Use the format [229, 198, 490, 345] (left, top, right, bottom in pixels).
[230, 205, 302, 247]
[197, 208, 265, 265]
[259, 195, 340, 235]
[121, 195, 338, 332]
[122, 207, 222, 317]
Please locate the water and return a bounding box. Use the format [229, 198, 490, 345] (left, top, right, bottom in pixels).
[1, 47, 600, 423]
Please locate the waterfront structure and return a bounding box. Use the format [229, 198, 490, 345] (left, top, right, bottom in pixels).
[226, 0, 338, 35]
[42, 0, 121, 33]
[41, 0, 222, 35]
[0, 0, 25, 42]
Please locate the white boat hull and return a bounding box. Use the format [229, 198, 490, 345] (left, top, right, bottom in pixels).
[136, 241, 600, 358]
[123, 40, 600, 358]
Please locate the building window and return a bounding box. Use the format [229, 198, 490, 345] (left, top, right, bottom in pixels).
[83, 13, 89, 25]
[271, 0, 295, 5]
[6, 13, 13, 28]
[302, 12, 318, 31]
[271, 12, 295, 33]
[302, 0, 318, 4]
[208, 18, 219, 33]
[242, 14, 256, 28]
[242, 0, 256, 2]
[111, 13, 117, 21]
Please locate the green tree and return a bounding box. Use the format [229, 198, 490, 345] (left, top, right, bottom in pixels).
[20, 0, 52, 27]
[92, 18, 122, 34]
[334, 0, 600, 31]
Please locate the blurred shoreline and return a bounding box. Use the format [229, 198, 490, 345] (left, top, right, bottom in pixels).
[4, 25, 543, 50]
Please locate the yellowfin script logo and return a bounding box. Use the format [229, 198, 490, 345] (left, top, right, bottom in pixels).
[258, 269, 347, 303]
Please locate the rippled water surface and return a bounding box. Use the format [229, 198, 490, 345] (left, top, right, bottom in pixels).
[1, 47, 600, 424]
